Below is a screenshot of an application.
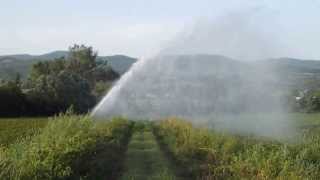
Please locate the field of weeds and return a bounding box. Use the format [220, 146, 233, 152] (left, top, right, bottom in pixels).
[154, 117, 320, 179]
[0, 114, 133, 180]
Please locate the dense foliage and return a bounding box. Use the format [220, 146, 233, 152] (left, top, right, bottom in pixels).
[154, 118, 320, 179]
[0, 77, 27, 116]
[0, 45, 119, 116]
[0, 114, 133, 180]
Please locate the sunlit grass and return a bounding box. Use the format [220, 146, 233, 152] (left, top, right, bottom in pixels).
[1, 113, 320, 179]
[154, 117, 320, 179]
[0, 117, 48, 146]
[0, 114, 133, 179]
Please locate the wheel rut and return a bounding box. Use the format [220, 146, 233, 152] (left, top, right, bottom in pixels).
[120, 124, 182, 180]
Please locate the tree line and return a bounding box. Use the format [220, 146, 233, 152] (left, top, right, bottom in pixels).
[0, 45, 119, 117]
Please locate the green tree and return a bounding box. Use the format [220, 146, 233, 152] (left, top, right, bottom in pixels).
[67, 44, 97, 74]
[93, 81, 113, 99]
[26, 44, 119, 115]
[29, 61, 51, 81]
[0, 80, 27, 116]
[27, 71, 95, 114]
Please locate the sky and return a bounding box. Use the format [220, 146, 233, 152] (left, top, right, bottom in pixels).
[0, 0, 320, 59]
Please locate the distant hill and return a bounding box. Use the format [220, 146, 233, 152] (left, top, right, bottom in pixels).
[0, 57, 40, 80]
[0, 51, 137, 80]
[259, 57, 320, 89]
[98, 55, 137, 75]
[261, 58, 320, 74]
[149, 55, 320, 89]
[1, 51, 320, 89]
[0, 51, 68, 62]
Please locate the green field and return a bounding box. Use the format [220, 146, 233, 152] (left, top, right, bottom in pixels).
[0, 113, 320, 179]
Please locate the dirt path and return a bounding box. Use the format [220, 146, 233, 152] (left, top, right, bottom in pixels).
[120, 125, 179, 180]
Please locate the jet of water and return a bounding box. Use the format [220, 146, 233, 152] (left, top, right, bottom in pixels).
[91, 8, 295, 139]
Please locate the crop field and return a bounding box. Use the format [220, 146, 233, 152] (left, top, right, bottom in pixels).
[0, 113, 320, 179]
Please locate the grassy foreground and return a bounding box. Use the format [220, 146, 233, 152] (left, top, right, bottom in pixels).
[0, 114, 133, 180]
[1, 114, 320, 179]
[154, 118, 320, 179]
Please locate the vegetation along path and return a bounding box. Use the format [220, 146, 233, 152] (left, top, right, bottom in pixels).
[120, 123, 181, 180]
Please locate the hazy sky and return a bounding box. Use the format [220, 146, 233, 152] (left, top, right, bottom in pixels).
[1, 0, 320, 59]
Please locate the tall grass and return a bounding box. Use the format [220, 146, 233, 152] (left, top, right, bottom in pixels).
[0, 114, 133, 180]
[154, 118, 320, 179]
[0, 118, 48, 146]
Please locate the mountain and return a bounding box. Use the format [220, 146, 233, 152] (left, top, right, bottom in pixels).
[1, 51, 320, 90]
[0, 51, 68, 62]
[261, 58, 320, 74]
[0, 58, 39, 80]
[98, 55, 137, 74]
[0, 51, 137, 80]
[37, 51, 69, 60]
[267, 58, 320, 89]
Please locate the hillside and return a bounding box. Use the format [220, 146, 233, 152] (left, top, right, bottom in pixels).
[98, 55, 137, 74]
[1, 51, 320, 88]
[258, 58, 320, 89]
[0, 51, 137, 80]
[262, 58, 320, 74]
[0, 57, 40, 80]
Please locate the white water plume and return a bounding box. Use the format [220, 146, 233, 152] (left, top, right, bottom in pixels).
[91, 57, 150, 116]
[92, 8, 295, 139]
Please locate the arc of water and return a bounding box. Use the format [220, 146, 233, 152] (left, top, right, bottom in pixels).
[91, 57, 149, 117]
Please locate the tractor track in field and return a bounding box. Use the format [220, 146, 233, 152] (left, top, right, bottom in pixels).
[119, 123, 186, 180]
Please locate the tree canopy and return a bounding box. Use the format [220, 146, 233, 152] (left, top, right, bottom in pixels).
[0, 44, 119, 116]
